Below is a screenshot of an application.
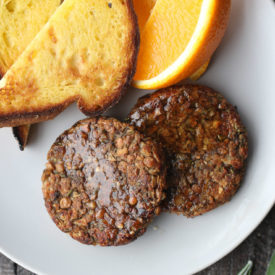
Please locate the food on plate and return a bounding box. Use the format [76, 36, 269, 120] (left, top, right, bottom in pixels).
[132, 0, 231, 89]
[132, 0, 156, 30]
[0, 0, 139, 128]
[0, 0, 61, 75]
[42, 117, 166, 246]
[128, 84, 248, 217]
[132, 0, 210, 83]
[0, 0, 62, 149]
[12, 124, 31, 151]
[189, 59, 210, 81]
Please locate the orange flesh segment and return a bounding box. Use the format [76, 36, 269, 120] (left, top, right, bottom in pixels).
[132, 0, 157, 31]
[134, 0, 203, 81]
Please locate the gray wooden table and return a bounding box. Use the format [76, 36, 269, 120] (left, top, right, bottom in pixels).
[0, 206, 274, 275]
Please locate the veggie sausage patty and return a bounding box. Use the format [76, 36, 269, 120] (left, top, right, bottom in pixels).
[42, 117, 166, 245]
[128, 85, 248, 217]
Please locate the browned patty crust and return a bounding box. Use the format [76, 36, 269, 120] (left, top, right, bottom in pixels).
[128, 85, 248, 217]
[42, 117, 166, 246]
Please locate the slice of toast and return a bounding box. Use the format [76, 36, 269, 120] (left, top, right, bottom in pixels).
[0, 0, 139, 128]
[0, 0, 62, 149]
[12, 124, 30, 151]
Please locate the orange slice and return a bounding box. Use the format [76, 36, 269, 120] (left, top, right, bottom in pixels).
[133, 0, 157, 31]
[190, 59, 210, 81]
[132, 0, 231, 90]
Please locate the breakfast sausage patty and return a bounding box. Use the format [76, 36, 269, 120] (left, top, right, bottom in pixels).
[42, 117, 166, 246]
[128, 85, 248, 217]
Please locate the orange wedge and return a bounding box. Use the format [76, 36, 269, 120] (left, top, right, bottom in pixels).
[190, 59, 210, 81]
[133, 0, 157, 31]
[132, 0, 231, 90]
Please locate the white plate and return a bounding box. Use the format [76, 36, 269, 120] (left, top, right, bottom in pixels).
[0, 0, 275, 274]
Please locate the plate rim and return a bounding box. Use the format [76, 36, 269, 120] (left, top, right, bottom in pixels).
[0, 197, 274, 274]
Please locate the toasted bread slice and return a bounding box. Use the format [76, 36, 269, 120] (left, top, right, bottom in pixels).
[12, 124, 30, 151]
[0, 0, 62, 149]
[12, 124, 29, 150]
[0, 0, 61, 75]
[0, 0, 139, 128]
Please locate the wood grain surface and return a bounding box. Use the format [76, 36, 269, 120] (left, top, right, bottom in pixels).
[0, 206, 274, 275]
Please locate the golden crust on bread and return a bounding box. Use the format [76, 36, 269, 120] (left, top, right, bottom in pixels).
[12, 124, 31, 151]
[0, 0, 139, 128]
